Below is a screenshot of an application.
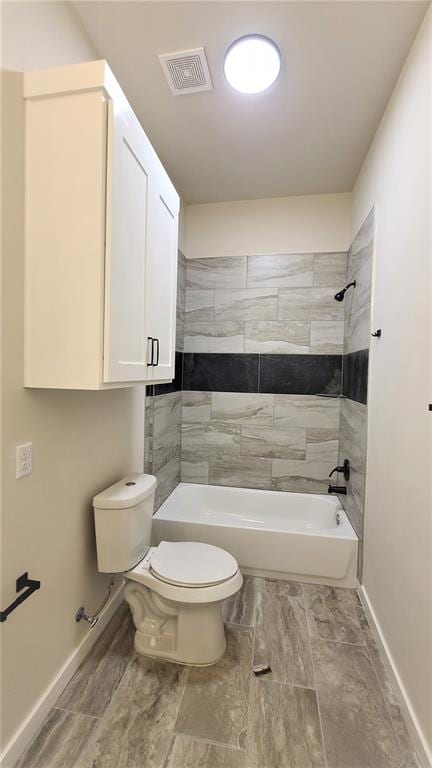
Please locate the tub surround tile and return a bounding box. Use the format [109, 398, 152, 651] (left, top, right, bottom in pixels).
[274, 394, 340, 429]
[153, 425, 180, 474]
[209, 455, 272, 490]
[182, 390, 211, 423]
[15, 708, 100, 768]
[187, 257, 247, 290]
[342, 348, 369, 404]
[183, 354, 259, 393]
[345, 255, 373, 318]
[313, 640, 401, 768]
[211, 392, 274, 425]
[339, 398, 368, 473]
[271, 459, 335, 493]
[184, 321, 244, 353]
[240, 425, 306, 460]
[349, 208, 374, 264]
[185, 289, 215, 322]
[303, 584, 363, 644]
[244, 320, 310, 354]
[253, 584, 314, 687]
[181, 421, 241, 459]
[345, 302, 371, 355]
[313, 252, 347, 287]
[175, 625, 253, 749]
[310, 320, 344, 354]
[56, 603, 133, 717]
[278, 287, 345, 321]
[247, 253, 314, 288]
[259, 354, 342, 396]
[166, 736, 246, 768]
[247, 680, 325, 768]
[305, 428, 339, 463]
[154, 456, 181, 510]
[83, 655, 189, 768]
[214, 288, 278, 321]
[180, 459, 209, 484]
[153, 391, 182, 434]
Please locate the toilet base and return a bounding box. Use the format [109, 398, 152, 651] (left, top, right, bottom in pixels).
[124, 580, 227, 666]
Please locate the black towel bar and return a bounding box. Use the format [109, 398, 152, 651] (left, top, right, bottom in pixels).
[0, 572, 41, 622]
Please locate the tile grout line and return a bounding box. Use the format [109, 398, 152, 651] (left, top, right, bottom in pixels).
[304, 598, 329, 768]
[52, 706, 101, 721]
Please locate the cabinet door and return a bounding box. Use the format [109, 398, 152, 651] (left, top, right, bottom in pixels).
[103, 99, 154, 382]
[146, 165, 179, 382]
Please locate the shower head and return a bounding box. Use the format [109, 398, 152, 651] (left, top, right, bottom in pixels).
[334, 280, 356, 302]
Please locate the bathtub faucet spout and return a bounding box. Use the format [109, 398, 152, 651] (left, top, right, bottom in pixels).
[328, 485, 347, 495]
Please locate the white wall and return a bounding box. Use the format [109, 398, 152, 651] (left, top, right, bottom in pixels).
[185, 192, 351, 259]
[1, 1, 145, 758]
[353, 7, 432, 761]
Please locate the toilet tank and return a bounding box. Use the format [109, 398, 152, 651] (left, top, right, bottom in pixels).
[93, 474, 157, 573]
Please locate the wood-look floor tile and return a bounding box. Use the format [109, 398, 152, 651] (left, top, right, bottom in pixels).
[175, 625, 253, 749]
[57, 602, 134, 717]
[254, 583, 314, 688]
[247, 680, 325, 767]
[313, 639, 401, 767]
[82, 655, 189, 768]
[15, 708, 100, 768]
[165, 735, 246, 768]
[304, 584, 364, 644]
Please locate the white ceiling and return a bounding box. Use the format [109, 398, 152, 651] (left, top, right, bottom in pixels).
[73, 1, 428, 204]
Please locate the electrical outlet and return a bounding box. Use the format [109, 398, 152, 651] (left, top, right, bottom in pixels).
[16, 443, 32, 479]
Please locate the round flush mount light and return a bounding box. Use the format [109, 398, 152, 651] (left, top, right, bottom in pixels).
[224, 35, 281, 94]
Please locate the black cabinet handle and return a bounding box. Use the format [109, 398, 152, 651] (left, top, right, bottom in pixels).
[153, 338, 160, 366]
[147, 337, 154, 366]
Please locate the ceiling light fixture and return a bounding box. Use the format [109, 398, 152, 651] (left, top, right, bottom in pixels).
[224, 35, 281, 94]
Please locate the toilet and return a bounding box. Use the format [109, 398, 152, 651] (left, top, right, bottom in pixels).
[93, 473, 242, 665]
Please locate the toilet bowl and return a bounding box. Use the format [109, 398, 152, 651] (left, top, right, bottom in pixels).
[93, 475, 242, 665]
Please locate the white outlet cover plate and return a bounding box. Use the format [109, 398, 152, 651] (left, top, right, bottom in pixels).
[16, 442, 32, 479]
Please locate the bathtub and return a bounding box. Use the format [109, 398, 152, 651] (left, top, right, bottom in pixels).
[153, 483, 358, 588]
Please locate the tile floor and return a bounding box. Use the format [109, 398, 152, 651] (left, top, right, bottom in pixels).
[17, 578, 420, 768]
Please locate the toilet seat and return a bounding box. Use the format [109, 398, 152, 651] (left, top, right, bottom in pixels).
[150, 541, 238, 587]
[126, 542, 242, 604]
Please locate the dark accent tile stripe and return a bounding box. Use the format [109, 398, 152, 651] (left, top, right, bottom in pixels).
[259, 354, 342, 396]
[154, 351, 184, 395]
[183, 353, 259, 393]
[342, 349, 368, 404]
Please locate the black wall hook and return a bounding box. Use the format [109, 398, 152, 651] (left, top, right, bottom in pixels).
[371, 329, 382, 338]
[0, 572, 41, 622]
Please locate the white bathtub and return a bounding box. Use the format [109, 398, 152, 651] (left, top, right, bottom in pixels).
[153, 483, 358, 588]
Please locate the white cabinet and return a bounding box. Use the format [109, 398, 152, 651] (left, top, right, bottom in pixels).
[24, 60, 179, 389]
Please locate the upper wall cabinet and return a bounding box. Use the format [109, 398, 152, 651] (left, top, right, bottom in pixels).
[24, 60, 179, 389]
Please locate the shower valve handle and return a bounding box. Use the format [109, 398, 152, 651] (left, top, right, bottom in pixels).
[329, 459, 350, 482]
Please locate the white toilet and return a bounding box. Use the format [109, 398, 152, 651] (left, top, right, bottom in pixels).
[93, 473, 242, 665]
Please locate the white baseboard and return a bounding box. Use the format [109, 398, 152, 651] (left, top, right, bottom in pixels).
[0, 583, 125, 768]
[358, 585, 432, 768]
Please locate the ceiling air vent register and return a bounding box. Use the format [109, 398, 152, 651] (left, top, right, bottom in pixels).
[159, 48, 213, 95]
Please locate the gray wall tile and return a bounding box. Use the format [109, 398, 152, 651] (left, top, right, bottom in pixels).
[313, 252, 347, 287]
[186, 257, 247, 289]
[182, 391, 211, 423]
[279, 288, 345, 321]
[182, 421, 241, 459]
[247, 253, 314, 288]
[345, 302, 371, 354]
[185, 290, 214, 322]
[244, 320, 310, 353]
[272, 459, 335, 493]
[214, 288, 278, 321]
[209, 455, 272, 490]
[180, 460, 209, 484]
[211, 392, 274, 425]
[274, 395, 340, 429]
[310, 321, 344, 354]
[306, 428, 339, 463]
[240, 425, 306, 460]
[184, 321, 244, 353]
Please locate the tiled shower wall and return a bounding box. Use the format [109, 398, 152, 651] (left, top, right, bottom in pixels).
[339, 210, 373, 569]
[145, 251, 185, 510]
[181, 252, 347, 492]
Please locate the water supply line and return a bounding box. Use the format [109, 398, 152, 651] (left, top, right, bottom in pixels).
[75, 577, 116, 628]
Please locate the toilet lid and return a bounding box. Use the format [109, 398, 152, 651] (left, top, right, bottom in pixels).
[150, 541, 238, 587]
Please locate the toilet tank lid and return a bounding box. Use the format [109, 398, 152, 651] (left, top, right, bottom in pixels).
[93, 474, 157, 510]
